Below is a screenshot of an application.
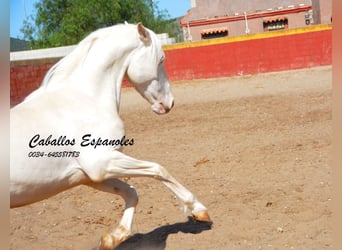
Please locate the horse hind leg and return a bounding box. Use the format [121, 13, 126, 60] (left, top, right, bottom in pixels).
[87, 179, 138, 250]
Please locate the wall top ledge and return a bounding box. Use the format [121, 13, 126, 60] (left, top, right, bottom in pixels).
[10, 45, 76, 62]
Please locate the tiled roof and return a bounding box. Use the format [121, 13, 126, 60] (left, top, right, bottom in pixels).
[201, 27, 228, 35]
[263, 16, 288, 23]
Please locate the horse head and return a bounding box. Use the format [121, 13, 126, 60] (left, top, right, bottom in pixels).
[126, 23, 174, 114]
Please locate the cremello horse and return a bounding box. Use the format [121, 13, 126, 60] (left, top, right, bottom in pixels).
[10, 23, 211, 249]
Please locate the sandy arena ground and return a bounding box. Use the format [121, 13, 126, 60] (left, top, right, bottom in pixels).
[10, 66, 332, 249]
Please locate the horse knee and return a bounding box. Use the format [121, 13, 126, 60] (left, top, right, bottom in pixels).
[126, 184, 138, 207]
[115, 183, 138, 207]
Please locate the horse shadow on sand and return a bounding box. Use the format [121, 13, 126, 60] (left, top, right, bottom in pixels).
[94, 217, 212, 250]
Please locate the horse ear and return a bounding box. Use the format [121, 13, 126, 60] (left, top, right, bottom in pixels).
[137, 22, 151, 45]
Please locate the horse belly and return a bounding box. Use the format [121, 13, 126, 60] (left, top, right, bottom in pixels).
[10, 161, 89, 208]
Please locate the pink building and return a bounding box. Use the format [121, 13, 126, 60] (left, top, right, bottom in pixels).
[181, 0, 332, 41]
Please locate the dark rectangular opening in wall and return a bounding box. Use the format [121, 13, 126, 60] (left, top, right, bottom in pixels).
[201, 27, 228, 39]
[263, 17, 288, 31]
[201, 31, 228, 39]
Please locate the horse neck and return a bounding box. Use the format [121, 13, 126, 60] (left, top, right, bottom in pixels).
[82, 43, 140, 111]
[46, 28, 141, 112]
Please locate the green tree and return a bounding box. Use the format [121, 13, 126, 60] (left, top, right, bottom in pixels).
[21, 0, 180, 49]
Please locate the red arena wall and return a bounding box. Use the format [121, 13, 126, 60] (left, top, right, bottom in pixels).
[10, 63, 54, 107]
[163, 24, 331, 81]
[10, 24, 331, 107]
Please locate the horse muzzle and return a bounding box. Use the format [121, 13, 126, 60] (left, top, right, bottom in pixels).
[152, 100, 174, 114]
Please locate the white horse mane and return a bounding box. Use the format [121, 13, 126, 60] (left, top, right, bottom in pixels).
[41, 24, 128, 88]
[40, 23, 161, 89]
[24, 23, 144, 101]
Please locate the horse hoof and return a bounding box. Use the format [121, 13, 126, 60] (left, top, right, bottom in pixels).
[98, 234, 121, 250]
[192, 210, 212, 223]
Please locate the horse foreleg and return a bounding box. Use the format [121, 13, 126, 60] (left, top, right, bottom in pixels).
[98, 151, 211, 223]
[87, 179, 138, 250]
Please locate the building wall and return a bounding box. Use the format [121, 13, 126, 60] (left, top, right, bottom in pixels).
[181, 0, 331, 41]
[311, 0, 321, 23]
[185, 0, 312, 21]
[186, 10, 312, 41]
[188, 10, 313, 41]
[11, 25, 331, 107]
[317, 0, 332, 24]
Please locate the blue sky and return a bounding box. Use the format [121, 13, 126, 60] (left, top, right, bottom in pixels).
[10, 0, 191, 38]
